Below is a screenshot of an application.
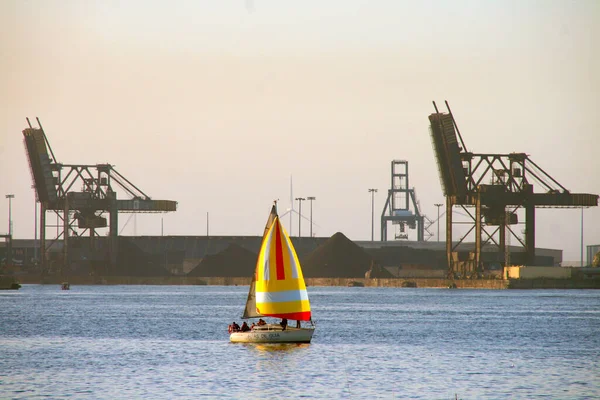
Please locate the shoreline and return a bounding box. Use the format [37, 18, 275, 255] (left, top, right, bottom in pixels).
[11, 274, 600, 289]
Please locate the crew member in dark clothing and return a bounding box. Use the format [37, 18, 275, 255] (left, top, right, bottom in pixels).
[241, 322, 251, 332]
[280, 318, 288, 331]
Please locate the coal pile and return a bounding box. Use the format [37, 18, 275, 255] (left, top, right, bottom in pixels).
[302, 232, 373, 278]
[116, 238, 172, 276]
[365, 246, 446, 269]
[364, 261, 395, 279]
[188, 243, 257, 277]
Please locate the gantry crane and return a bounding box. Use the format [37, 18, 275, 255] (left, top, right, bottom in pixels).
[380, 160, 433, 241]
[428, 102, 598, 278]
[23, 118, 177, 275]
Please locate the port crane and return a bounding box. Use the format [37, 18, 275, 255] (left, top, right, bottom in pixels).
[23, 118, 177, 275]
[428, 102, 598, 278]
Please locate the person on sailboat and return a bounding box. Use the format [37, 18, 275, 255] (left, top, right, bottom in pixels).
[240, 322, 251, 332]
[228, 322, 240, 333]
[257, 319, 266, 326]
[280, 318, 288, 331]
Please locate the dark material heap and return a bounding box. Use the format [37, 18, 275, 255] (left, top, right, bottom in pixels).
[302, 232, 373, 278]
[188, 244, 257, 277]
[116, 238, 172, 276]
[364, 246, 446, 269]
[364, 261, 395, 278]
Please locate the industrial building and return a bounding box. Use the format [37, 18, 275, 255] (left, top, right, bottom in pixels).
[587, 244, 600, 267]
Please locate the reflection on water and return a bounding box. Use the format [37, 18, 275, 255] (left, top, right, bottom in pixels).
[245, 343, 311, 353]
[0, 285, 599, 399]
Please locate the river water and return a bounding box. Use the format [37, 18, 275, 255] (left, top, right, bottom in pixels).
[1, 285, 598, 399]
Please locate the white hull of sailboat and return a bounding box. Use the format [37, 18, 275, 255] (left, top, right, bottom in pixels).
[230, 327, 315, 344]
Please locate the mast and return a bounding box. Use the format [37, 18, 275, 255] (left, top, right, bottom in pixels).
[242, 202, 278, 319]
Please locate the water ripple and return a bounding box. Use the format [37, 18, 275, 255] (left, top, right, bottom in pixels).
[1, 285, 598, 399]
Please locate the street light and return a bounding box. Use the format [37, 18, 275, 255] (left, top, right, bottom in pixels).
[434, 203, 443, 242]
[6, 194, 14, 236]
[6, 194, 14, 266]
[295, 197, 305, 237]
[581, 206, 584, 267]
[368, 189, 377, 241]
[307, 196, 316, 237]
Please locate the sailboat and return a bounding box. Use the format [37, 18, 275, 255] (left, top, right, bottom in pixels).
[230, 203, 315, 343]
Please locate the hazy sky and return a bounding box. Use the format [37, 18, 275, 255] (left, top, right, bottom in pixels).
[1, 0, 598, 263]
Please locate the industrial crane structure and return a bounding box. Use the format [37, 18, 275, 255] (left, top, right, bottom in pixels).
[428, 102, 598, 278]
[23, 118, 177, 275]
[380, 160, 433, 242]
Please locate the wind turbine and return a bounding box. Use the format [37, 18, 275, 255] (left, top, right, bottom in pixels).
[290, 175, 293, 235]
[279, 175, 320, 236]
[278, 175, 295, 235]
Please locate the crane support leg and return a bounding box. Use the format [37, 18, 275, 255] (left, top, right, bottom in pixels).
[108, 192, 119, 272]
[499, 218, 506, 265]
[525, 205, 535, 265]
[475, 196, 482, 276]
[63, 199, 69, 276]
[40, 202, 47, 275]
[446, 198, 453, 276]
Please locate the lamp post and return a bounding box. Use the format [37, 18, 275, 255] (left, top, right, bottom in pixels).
[6, 194, 14, 236]
[295, 197, 305, 237]
[6, 194, 14, 266]
[307, 196, 316, 237]
[368, 189, 377, 241]
[434, 203, 443, 242]
[581, 206, 584, 267]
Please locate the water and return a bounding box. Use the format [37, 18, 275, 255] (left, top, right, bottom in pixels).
[1, 285, 599, 399]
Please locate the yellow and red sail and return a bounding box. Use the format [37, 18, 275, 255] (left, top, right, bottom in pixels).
[254, 216, 311, 321]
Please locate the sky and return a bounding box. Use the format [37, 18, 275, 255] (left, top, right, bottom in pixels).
[0, 0, 598, 263]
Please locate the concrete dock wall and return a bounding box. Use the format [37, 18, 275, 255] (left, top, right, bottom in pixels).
[507, 278, 600, 289]
[15, 275, 599, 289]
[16, 274, 508, 289]
[505, 266, 572, 279]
